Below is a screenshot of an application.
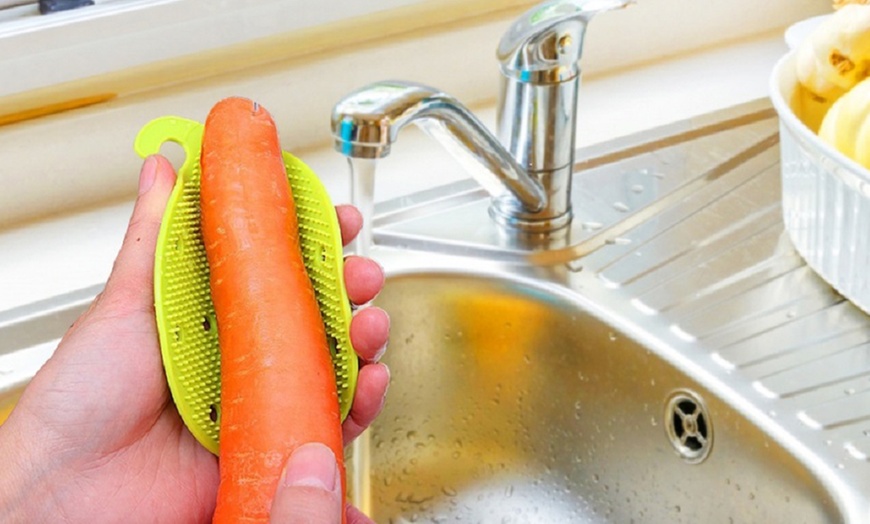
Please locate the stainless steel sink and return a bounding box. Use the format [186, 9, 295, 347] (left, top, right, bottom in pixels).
[350, 270, 842, 523]
[343, 99, 870, 522]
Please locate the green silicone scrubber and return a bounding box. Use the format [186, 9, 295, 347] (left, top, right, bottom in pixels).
[134, 116, 358, 456]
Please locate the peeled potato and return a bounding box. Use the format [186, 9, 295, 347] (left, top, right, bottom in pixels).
[797, 4, 870, 101]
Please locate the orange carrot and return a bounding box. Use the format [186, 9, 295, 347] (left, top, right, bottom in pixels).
[200, 97, 345, 523]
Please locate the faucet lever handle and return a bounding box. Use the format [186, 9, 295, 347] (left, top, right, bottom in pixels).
[498, 0, 634, 83]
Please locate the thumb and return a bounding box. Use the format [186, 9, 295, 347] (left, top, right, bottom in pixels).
[100, 155, 177, 311]
[271, 443, 342, 524]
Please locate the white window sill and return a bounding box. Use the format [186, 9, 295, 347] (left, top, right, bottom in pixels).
[0, 31, 794, 313]
[0, 0, 444, 97]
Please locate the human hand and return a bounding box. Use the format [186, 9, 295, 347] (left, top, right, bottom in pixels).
[0, 155, 389, 523]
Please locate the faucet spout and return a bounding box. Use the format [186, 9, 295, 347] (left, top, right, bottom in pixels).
[331, 81, 547, 214]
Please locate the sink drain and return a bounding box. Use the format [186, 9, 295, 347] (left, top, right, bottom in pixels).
[664, 389, 713, 464]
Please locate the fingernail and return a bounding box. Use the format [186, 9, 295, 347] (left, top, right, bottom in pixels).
[138, 156, 159, 195]
[382, 364, 392, 398]
[281, 443, 338, 491]
[372, 342, 388, 362]
[377, 311, 391, 361]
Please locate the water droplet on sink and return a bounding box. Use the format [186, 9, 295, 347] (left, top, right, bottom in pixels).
[605, 237, 632, 245]
[613, 201, 630, 213]
[582, 221, 604, 231]
[845, 387, 856, 395]
[631, 184, 644, 193]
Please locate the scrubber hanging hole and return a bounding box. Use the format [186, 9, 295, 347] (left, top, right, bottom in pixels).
[209, 404, 219, 423]
[158, 139, 187, 170]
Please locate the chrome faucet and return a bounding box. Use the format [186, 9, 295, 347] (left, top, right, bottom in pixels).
[331, 0, 634, 233]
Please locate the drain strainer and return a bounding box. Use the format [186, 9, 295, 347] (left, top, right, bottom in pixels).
[664, 389, 713, 464]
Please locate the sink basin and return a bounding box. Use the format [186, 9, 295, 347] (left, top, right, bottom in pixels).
[350, 271, 842, 523]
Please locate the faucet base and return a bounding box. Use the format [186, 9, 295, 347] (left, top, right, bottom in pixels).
[488, 199, 573, 233]
[487, 163, 574, 233]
